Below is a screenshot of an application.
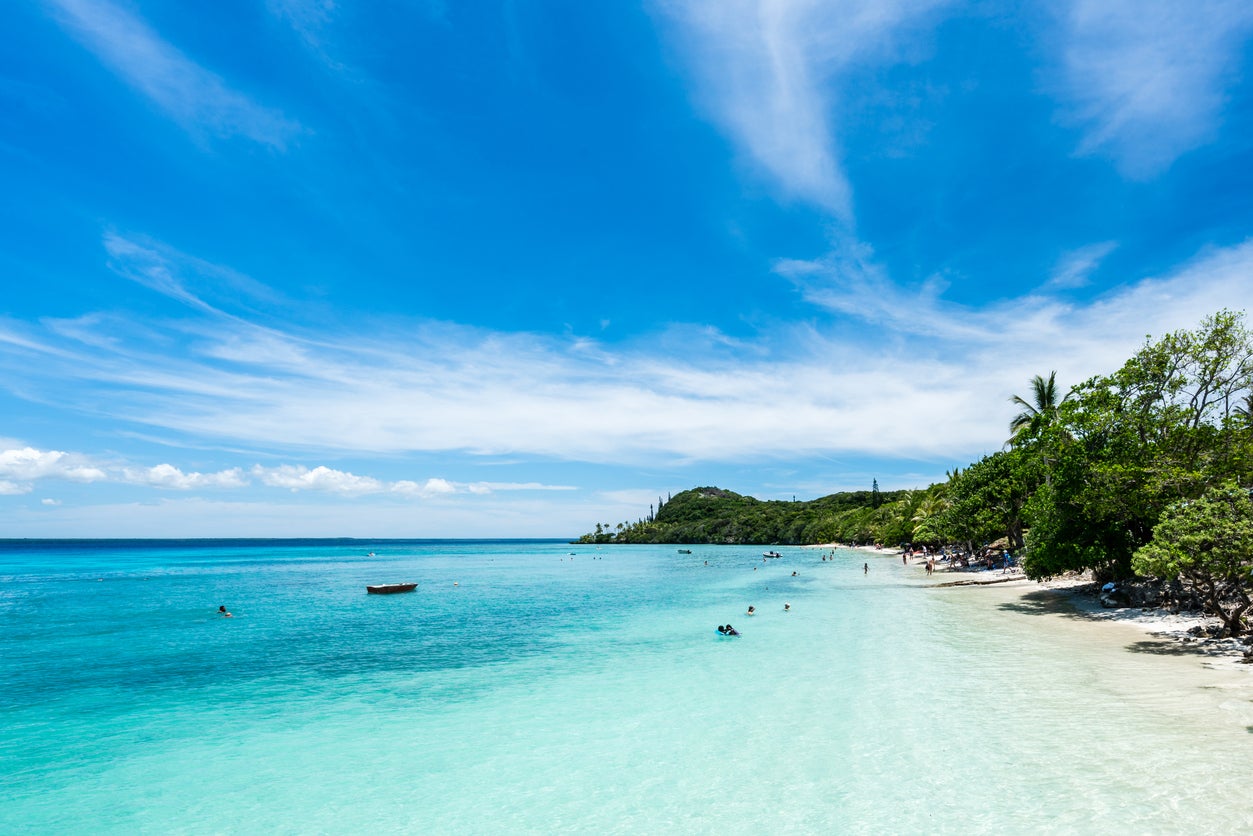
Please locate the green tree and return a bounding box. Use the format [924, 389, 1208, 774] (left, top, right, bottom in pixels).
[1008, 370, 1068, 444]
[1025, 311, 1253, 580]
[1133, 483, 1253, 636]
[938, 449, 1035, 552]
[910, 489, 949, 544]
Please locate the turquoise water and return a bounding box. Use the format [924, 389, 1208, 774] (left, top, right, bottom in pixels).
[2, 540, 1251, 834]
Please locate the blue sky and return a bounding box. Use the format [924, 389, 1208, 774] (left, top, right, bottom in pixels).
[3, 0, 1253, 537]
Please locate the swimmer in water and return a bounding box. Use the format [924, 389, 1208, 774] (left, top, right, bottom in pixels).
[784, 602, 791, 611]
[218, 605, 233, 618]
[747, 605, 756, 615]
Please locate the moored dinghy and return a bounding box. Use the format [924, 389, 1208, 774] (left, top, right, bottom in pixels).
[366, 583, 417, 594]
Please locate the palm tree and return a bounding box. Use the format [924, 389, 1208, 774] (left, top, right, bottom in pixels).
[1235, 393, 1253, 428]
[1008, 371, 1068, 443]
[911, 492, 947, 525]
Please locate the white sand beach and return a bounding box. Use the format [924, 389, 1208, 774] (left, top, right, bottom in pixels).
[825, 540, 1253, 673]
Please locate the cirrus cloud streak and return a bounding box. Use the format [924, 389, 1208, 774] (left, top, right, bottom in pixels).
[5, 236, 1253, 473]
[47, 0, 301, 148]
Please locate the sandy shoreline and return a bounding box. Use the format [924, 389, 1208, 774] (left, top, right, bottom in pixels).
[814, 542, 1253, 672]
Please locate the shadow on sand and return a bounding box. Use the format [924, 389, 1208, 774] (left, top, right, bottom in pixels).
[996, 588, 1088, 619]
[995, 588, 1247, 662]
[1123, 639, 1198, 656]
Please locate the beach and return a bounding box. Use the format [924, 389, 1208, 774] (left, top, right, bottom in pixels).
[3, 540, 1252, 833]
[825, 542, 1253, 672]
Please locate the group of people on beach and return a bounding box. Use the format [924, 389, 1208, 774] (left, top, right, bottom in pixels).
[897, 543, 1018, 575]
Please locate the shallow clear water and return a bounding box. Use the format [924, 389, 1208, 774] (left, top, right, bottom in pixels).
[2, 540, 1250, 834]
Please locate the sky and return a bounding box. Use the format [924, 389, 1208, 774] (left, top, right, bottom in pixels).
[3, 0, 1253, 537]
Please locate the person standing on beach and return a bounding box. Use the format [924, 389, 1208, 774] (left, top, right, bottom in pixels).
[863, 563, 868, 574]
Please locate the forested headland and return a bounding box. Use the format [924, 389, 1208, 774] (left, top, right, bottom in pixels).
[579, 310, 1253, 635]
[577, 483, 912, 546]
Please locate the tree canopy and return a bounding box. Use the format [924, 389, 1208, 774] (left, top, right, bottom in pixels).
[1133, 483, 1253, 635]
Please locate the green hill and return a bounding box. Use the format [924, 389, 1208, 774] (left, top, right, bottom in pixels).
[577, 486, 912, 545]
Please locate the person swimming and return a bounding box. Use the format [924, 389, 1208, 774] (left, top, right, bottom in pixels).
[747, 605, 756, 615]
[218, 605, 232, 618]
[784, 602, 791, 611]
[724, 624, 739, 636]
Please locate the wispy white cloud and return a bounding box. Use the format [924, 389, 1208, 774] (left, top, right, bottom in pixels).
[102, 232, 290, 315]
[657, 0, 949, 217]
[465, 481, 577, 494]
[267, 0, 345, 71]
[268, 0, 336, 48]
[783, 237, 1253, 420]
[47, 0, 301, 148]
[1046, 240, 1118, 289]
[0, 494, 592, 539]
[5, 234, 1253, 475]
[1055, 0, 1253, 178]
[0, 444, 575, 501]
[390, 478, 575, 498]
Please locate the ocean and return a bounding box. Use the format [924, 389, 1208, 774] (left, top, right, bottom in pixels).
[2, 539, 1250, 834]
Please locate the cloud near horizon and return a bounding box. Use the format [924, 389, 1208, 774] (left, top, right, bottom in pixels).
[0, 447, 108, 494]
[0, 445, 574, 499]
